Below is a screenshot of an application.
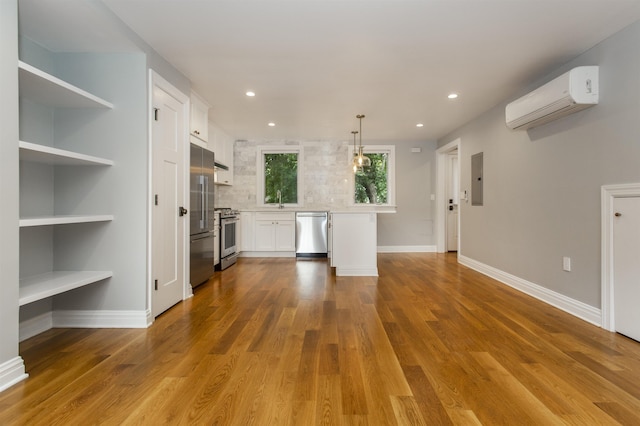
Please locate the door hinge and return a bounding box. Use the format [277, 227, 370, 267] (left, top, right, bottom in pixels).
[153, 108, 159, 121]
[154, 279, 158, 291]
[155, 194, 159, 205]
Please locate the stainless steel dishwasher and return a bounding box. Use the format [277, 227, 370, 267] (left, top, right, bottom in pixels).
[295, 212, 328, 258]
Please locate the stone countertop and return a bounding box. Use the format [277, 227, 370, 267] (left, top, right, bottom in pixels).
[238, 206, 397, 214]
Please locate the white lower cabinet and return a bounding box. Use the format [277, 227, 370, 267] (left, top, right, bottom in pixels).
[253, 212, 295, 252]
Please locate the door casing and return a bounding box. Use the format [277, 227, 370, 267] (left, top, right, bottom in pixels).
[148, 70, 191, 321]
[436, 139, 461, 253]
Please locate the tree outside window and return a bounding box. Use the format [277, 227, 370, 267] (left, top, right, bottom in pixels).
[264, 153, 298, 204]
[355, 153, 389, 204]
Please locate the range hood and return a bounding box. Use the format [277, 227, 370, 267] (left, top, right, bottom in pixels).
[214, 160, 229, 171]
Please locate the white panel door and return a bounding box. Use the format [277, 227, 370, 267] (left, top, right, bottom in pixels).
[613, 196, 640, 341]
[152, 83, 185, 317]
[254, 220, 276, 251]
[275, 221, 295, 251]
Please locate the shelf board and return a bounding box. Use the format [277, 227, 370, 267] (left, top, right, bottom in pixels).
[19, 271, 112, 306]
[19, 141, 114, 166]
[18, 61, 114, 109]
[19, 215, 114, 227]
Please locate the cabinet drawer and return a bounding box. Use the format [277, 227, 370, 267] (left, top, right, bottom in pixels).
[255, 212, 295, 222]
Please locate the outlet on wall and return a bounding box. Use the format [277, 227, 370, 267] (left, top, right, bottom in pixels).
[563, 256, 571, 272]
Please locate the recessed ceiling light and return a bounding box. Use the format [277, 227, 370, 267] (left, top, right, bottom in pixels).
[416, 123, 424, 128]
[448, 93, 458, 99]
[268, 122, 275, 127]
[246, 91, 255, 97]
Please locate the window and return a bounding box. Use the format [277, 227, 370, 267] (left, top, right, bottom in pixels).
[257, 146, 303, 206]
[350, 145, 395, 206]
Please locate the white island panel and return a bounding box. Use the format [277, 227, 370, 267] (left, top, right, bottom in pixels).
[331, 212, 378, 276]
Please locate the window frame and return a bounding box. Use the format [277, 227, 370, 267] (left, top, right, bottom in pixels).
[257, 145, 304, 208]
[348, 145, 396, 207]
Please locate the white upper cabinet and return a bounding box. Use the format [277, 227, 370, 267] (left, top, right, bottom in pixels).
[190, 91, 209, 145]
[210, 121, 234, 186]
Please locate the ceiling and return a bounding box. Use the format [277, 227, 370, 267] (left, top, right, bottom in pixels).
[18, 0, 640, 142]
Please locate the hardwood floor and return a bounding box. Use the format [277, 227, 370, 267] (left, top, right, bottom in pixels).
[3, 253, 640, 425]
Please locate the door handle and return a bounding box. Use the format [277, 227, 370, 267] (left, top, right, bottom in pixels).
[179, 207, 188, 216]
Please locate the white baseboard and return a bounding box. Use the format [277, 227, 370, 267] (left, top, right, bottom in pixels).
[53, 309, 152, 328]
[459, 255, 601, 326]
[19, 312, 53, 342]
[0, 357, 28, 392]
[335, 267, 379, 277]
[18, 309, 152, 342]
[377, 245, 437, 253]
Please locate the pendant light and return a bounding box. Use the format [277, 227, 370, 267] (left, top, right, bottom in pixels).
[356, 114, 371, 168]
[351, 130, 360, 173]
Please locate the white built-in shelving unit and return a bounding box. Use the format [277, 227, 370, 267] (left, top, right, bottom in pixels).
[18, 61, 114, 109]
[18, 60, 114, 305]
[19, 271, 114, 306]
[19, 141, 114, 166]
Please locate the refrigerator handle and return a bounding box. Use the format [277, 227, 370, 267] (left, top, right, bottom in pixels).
[204, 175, 209, 226]
[200, 175, 205, 229]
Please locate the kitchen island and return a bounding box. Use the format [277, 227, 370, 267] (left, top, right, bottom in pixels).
[239, 209, 389, 277]
[329, 211, 378, 276]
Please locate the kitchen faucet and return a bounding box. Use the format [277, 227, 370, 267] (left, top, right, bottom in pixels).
[277, 190, 283, 209]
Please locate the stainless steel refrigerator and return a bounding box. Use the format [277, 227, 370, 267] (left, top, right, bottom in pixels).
[190, 144, 216, 287]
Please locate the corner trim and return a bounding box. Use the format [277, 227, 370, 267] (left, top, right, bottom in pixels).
[53, 309, 151, 328]
[377, 245, 436, 253]
[458, 254, 601, 327]
[0, 357, 28, 393]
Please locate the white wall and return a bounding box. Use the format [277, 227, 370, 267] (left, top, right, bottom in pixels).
[439, 21, 640, 310]
[217, 138, 438, 249]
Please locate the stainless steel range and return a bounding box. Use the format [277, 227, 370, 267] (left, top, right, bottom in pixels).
[216, 208, 239, 270]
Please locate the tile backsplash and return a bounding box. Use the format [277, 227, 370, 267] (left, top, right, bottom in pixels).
[216, 139, 353, 209]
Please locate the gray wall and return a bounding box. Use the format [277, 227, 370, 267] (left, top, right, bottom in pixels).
[377, 140, 437, 247]
[439, 21, 640, 308]
[0, 0, 21, 374]
[217, 138, 438, 248]
[52, 53, 148, 311]
[17, 48, 149, 317]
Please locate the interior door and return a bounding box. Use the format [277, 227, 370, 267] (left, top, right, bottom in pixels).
[151, 79, 186, 317]
[613, 196, 640, 341]
[446, 151, 459, 251]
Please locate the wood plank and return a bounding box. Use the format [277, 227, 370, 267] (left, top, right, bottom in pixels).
[4, 254, 640, 424]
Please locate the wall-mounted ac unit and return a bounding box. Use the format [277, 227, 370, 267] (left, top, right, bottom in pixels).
[505, 66, 599, 130]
